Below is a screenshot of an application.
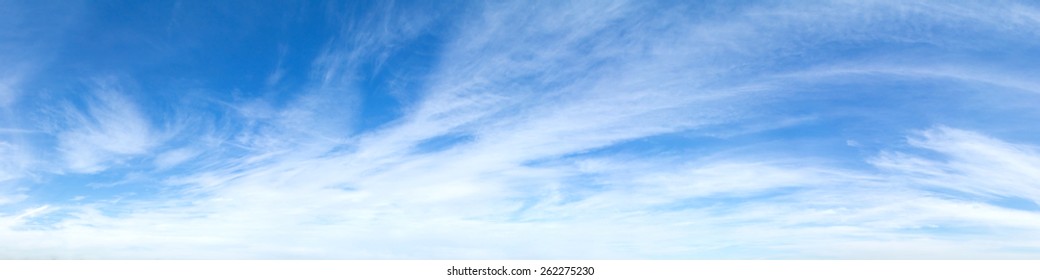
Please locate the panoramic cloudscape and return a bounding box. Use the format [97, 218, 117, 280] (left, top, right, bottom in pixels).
[1, 0, 1040, 259]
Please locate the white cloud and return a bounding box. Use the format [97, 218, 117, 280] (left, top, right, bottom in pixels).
[0, 192, 27, 206]
[5, 126, 1040, 259]
[0, 141, 25, 182]
[872, 126, 1040, 203]
[58, 85, 159, 173]
[153, 148, 200, 170]
[0, 74, 21, 107]
[2, 0, 1040, 259]
[0, 139, 32, 208]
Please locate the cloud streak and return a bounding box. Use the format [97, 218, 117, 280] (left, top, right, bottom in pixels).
[57, 83, 160, 174]
[873, 126, 1040, 203]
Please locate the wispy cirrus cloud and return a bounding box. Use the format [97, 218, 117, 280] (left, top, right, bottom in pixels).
[872, 126, 1040, 203]
[57, 83, 161, 174]
[5, 126, 1040, 259]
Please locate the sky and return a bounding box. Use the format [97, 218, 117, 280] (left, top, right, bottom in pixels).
[1, 0, 1040, 259]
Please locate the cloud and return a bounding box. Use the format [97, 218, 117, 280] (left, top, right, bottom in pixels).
[57, 83, 160, 173]
[0, 193, 27, 206]
[872, 126, 1040, 203]
[0, 75, 22, 107]
[0, 141, 29, 182]
[152, 148, 200, 170]
[5, 126, 1040, 259]
[1, 0, 1040, 259]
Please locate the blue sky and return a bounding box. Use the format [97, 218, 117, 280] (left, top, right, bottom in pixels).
[2, 0, 1040, 259]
